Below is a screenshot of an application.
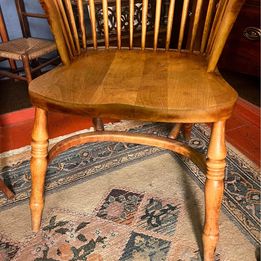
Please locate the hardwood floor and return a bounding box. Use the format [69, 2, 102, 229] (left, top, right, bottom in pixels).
[226, 98, 260, 165]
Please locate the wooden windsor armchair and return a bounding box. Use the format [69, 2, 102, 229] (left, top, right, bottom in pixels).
[29, 0, 245, 260]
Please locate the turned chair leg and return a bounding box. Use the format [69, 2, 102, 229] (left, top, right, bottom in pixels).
[21, 53, 32, 84]
[168, 123, 193, 141]
[168, 123, 182, 139]
[92, 117, 104, 131]
[182, 123, 193, 141]
[203, 121, 226, 261]
[30, 108, 48, 232]
[0, 179, 15, 199]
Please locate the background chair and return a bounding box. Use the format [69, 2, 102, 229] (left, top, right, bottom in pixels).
[0, 6, 17, 73]
[0, 0, 59, 84]
[28, 0, 245, 260]
[0, 7, 16, 199]
[0, 0, 57, 199]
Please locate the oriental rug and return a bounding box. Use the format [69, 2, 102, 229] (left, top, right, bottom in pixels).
[0, 122, 259, 260]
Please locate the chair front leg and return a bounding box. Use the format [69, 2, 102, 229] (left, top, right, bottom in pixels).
[30, 108, 48, 232]
[203, 121, 226, 261]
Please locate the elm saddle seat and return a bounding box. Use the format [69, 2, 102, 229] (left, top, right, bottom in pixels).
[28, 0, 245, 260]
[29, 50, 237, 122]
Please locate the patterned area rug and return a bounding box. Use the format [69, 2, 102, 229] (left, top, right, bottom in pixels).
[9, 188, 220, 261]
[0, 123, 260, 260]
[1, 188, 215, 261]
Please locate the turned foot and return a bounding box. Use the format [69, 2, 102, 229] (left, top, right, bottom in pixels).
[30, 108, 48, 232]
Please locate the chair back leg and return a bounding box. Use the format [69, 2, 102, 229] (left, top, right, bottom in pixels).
[92, 117, 104, 131]
[183, 123, 193, 141]
[168, 123, 182, 139]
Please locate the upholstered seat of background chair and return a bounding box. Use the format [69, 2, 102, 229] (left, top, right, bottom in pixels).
[28, 0, 245, 260]
[30, 49, 237, 122]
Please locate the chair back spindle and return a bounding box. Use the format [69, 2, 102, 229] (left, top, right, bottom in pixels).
[56, 0, 77, 55]
[40, 0, 70, 65]
[153, 0, 162, 50]
[89, 0, 97, 49]
[116, 0, 122, 49]
[40, 0, 245, 71]
[200, 0, 215, 53]
[102, 0, 110, 49]
[77, 0, 87, 49]
[129, 0, 135, 49]
[63, 0, 81, 54]
[178, 0, 190, 51]
[141, 0, 149, 50]
[57, 2, 74, 58]
[206, 0, 228, 55]
[189, 0, 203, 51]
[166, 0, 176, 50]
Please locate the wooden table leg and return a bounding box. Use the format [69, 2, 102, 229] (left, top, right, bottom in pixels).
[30, 108, 49, 232]
[203, 121, 226, 261]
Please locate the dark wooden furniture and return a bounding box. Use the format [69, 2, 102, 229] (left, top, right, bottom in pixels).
[28, 0, 245, 260]
[0, 0, 59, 84]
[218, 0, 260, 76]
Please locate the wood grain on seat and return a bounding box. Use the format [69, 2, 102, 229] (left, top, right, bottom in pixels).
[29, 49, 237, 122]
